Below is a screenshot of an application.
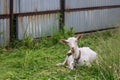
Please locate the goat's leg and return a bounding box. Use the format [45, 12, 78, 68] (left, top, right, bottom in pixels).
[56, 56, 68, 66]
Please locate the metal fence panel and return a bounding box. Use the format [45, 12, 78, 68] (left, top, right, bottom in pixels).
[0, 0, 120, 47]
[65, 0, 120, 9]
[65, 8, 120, 33]
[19, 0, 60, 13]
[0, 0, 10, 14]
[13, 0, 19, 13]
[0, 18, 9, 47]
[17, 13, 59, 40]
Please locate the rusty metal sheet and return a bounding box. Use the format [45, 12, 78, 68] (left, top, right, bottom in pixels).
[0, 0, 10, 14]
[19, 0, 60, 13]
[0, 18, 9, 47]
[65, 0, 120, 9]
[65, 8, 120, 33]
[17, 13, 59, 40]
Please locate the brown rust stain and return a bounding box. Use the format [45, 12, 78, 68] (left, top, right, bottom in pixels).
[5, 19, 10, 43]
[28, 16, 32, 24]
[3, 0, 8, 14]
[19, 17, 23, 24]
[40, 14, 44, 21]
[65, 12, 70, 18]
[34, 15, 38, 29]
[19, 17, 24, 31]
[46, 14, 50, 19]
[34, 15, 38, 23]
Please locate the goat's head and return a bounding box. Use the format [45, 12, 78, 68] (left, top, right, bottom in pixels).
[61, 35, 82, 53]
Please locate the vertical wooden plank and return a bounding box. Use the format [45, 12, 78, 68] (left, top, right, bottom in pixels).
[59, 0, 65, 30]
[10, 0, 13, 42]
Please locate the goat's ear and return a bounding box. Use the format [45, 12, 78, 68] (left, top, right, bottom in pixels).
[77, 34, 82, 40]
[60, 39, 68, 44]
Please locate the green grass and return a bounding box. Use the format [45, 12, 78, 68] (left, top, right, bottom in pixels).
[0, 28, 120, 80]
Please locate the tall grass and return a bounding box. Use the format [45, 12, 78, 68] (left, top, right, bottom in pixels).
[0, 28, 120, 80]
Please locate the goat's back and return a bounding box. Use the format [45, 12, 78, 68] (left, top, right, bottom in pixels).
[79, 47, 97, 65]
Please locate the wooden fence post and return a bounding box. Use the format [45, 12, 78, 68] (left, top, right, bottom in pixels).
[10, 0, 14, 42]
[59, 0, 65, 30]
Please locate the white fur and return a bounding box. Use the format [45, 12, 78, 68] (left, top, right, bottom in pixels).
[57, 35, 98, 70]
[56, 50, 75, 70]
[77, 47, 97, 66]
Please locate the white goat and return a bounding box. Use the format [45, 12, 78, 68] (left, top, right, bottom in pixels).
[56, 35, 98, 70]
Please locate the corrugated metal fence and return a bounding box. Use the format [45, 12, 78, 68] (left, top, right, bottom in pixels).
[0, 0, 120, 47]
[0, 0, 10, 47]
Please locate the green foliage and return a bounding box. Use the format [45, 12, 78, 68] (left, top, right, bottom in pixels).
[0, 29, 120, 80]
[51, 26, 74, 44]
[0, 48, 3, 56]
[11, 26, 75, 49]
[10, 35, 34, 49]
